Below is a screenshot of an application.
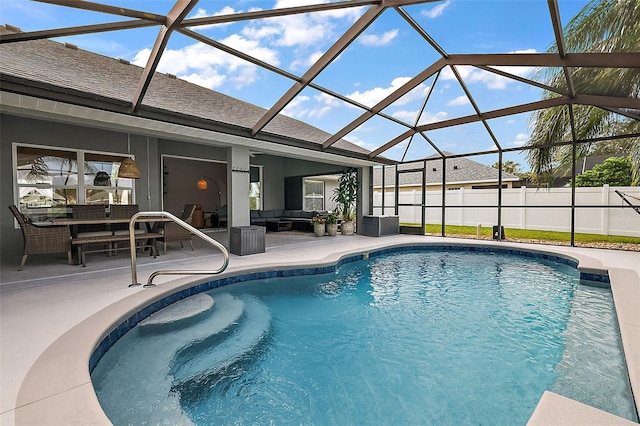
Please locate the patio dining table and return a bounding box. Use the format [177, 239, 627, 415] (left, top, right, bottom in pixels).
[50, 216, 172, 235]
[50, 216, 172, 266]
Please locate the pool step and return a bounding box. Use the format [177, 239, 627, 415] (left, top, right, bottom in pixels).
[139, 293, 215, 328]
[92, 293, 247, 425]
[170, 294, 271, 387]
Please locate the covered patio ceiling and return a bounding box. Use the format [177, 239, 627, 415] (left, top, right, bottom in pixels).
[1, 0, 638, 166]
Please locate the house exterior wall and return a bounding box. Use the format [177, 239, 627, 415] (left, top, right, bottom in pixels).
[1, 113, 161, 267]
[0, 112, 362, 268]
[250, 155, 285, 211]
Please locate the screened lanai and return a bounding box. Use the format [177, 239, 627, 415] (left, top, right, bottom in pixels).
[1, 0, 639, 250]
[1, 3, 640, 425]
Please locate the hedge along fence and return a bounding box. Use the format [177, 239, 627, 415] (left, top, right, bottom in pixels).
[373, 185, 640, 237]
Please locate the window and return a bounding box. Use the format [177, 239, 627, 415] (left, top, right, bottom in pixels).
[304, 179, 324, 211]
[14, 144, 135, 220]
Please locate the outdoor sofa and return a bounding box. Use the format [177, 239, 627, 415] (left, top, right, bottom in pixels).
[250, 209, 334, 232]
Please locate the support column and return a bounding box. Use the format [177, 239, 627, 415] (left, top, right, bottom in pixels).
[227, 146, 251, 227]
[356, 167, 371, 233]
[520, 186, 527, 230]
[601, 184, 609, 235]
[459, 187, 465, 226]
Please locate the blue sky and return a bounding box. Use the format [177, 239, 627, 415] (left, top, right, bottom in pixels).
[0, 0, 591, 171]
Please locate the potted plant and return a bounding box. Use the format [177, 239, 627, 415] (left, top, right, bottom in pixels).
[311, 215, 326, 237]
[332, 168, 357, 235]
[325, 213, 338, 236]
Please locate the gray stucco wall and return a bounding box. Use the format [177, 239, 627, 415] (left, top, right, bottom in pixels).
[1, 114, 162, 268]
[0, 112, 361, 270]
[282, 158, 345, 177]
[250, 155, 285, 211]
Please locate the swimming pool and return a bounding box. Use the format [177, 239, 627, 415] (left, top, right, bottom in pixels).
[91, 248, 637, 424]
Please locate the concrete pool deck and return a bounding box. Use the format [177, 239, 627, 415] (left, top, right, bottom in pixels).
[1, 232, 638, 425]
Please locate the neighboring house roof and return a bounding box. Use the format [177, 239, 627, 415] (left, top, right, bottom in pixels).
[557, 153, 628, 176]
[0, 25, 371, 160]
[373, 153, 521, 187]
[552, 153, 629, 187]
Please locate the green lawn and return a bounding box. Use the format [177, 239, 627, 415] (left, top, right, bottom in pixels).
[400, 223, 640, 245]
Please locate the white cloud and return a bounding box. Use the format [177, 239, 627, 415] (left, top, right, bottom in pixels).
[138, 0, 366, 92]
[281, 94, 332, 120]
[441, 65, 511, 89]
[188, 6, 245, 30]
[392, 110, 420, 121]
[240, 0, 362, 49]
[132, 34, 280, 89]
[359, 30, 398, 47]
[418, 111, 449, 125]
[422, 0, 452, 18]
[441, 49, 537, 90]
[181, 71, 227, 90]
[314, 92, 344, 107]
[281, 95, 310, 118]
[242, 25, 281, 40]
[291, 50, 325, 71]
[344, 134, 376, 150]
[511, 133, 529, 147]
[393, 109, 448, 125]
[447, 95, 470, 106]
[347, 77, 428, 107]
[308, 106, 332, 118]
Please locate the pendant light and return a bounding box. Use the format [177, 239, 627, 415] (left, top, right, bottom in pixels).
[93, 171, 111, 186]
[118, 133, 141, 179]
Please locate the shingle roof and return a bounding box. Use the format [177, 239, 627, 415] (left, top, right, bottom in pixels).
[0, 25, 369, 156]
[373, 153, 520, 187]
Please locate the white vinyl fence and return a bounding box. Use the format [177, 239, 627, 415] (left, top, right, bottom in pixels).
[373, 185, 640, 237]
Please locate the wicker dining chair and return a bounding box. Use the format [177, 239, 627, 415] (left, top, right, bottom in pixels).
[8, 205, 73, 270]
[110, 204, 143, 233]
[71, 204, 112, 236]
[71, 204, 112, 255]
[110, 204, 145, 254]
[158, 204, 197, 253]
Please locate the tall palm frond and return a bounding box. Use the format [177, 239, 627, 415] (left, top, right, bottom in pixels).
[26, 157, 49, 182]
[526, 0, 640, 185]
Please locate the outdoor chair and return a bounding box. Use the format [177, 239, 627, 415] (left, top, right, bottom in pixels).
[8, 204, 73, 270]
[110, 204, 145, 254]
[158, 204, 197, 253]
[71, 204, 111, 237]
[71, 204, 112, 255]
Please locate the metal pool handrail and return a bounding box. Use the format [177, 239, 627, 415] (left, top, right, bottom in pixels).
[127, 211, 229, 288]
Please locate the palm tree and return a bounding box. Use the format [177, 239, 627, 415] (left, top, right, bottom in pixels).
[526, 0, 640, 186]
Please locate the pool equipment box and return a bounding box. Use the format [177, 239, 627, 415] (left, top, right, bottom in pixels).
[230, 226, 266, 255]
[362, 215, 399, 237]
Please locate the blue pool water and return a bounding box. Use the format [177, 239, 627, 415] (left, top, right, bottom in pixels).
[92, 250, 637, 425]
